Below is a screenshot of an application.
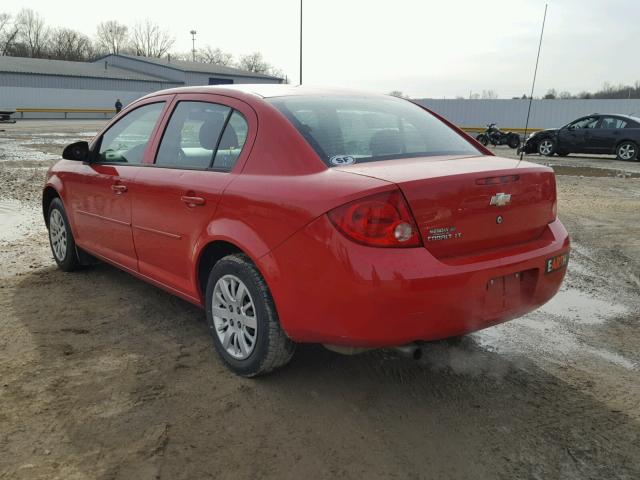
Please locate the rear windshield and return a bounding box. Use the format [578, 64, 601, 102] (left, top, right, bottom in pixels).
[268, 95, 479, 166]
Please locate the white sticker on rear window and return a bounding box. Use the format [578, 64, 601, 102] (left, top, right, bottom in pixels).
[329, 155, 355, 166]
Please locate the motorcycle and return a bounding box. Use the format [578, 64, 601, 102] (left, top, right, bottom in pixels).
[475, 123, 521, 149]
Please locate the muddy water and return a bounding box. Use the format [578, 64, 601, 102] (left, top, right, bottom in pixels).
[551, 164, 640, 178]
[0, 198, 41, 243]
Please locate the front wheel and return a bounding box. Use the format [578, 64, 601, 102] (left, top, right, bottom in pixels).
[507, 134, 521, 149]
[538, 138, 556, 156]
[616, 141, 638, 161]
[205, 254, 295, 377]
[48, 198, 81, 271]
[476, 134, 489, 146]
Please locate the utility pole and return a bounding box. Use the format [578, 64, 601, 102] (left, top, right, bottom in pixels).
[299, 0, 303, 85]
[190, 30, 197, 62]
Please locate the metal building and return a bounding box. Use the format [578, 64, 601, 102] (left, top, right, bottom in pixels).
[0, 55, 283, 118]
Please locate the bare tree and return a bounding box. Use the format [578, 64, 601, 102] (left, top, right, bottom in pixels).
[96, 20, 129, 55]
[131, 20, 174, 58]
[197, 46, 233, 65]
[559, 91, 572, 99]
[389, 90, 409, 99]
[481, 89, 498, 99]
[543, 88, 557, 99]
[49, 28, 93, 61]
[238, 52, 271, 74]
[15, 8, 49, 58]
[0, 13, 19, 56]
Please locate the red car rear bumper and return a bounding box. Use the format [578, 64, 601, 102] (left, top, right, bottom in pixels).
[264, 215, 570, 348]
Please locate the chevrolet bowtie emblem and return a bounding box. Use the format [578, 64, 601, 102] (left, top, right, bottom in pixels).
[489, 192, 511, 207]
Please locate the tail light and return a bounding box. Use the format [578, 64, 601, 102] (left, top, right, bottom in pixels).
[327, 189, 422, 248]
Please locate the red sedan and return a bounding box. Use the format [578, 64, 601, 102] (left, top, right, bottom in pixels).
[43, 85, 569, 376]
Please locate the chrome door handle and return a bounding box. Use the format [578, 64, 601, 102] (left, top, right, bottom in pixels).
[111, 184, 128, 194]
[181, 195, 206, 207]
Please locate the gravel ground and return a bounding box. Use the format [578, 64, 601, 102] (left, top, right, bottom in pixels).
[1, 122, 639, 480]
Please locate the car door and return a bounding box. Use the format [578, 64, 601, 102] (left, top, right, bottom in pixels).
[591, 116, 628, 153]
[131, 94, 257, 299]
[557, 116, 599, 153]
[65, 99, 170, 271]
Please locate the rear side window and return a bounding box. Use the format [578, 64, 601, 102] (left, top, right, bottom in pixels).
[268, 95, 478, 166]
[156, 101, 231, 169]
[212, 111, 249, 169]
[97, 102, 165, 163]
[599, 117, 627, 129]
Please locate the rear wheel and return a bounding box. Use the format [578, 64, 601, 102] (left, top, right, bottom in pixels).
[47, 198, 80, 271]
[538, 138, 556, 156]
[616, 141, 638, 161]
[205, 254, 295, 377]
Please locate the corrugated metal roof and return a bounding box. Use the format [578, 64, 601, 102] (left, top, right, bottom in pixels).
[0, 56, 177, 83]
[108, 54, 282, 80]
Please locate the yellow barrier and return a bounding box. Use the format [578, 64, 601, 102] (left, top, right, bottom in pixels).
[461, 126, 543, 134]
[13, 109, 545, 132]
[16, 108, 116, 119]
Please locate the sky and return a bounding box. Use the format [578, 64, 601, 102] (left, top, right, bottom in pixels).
[4, 0, 640, 98]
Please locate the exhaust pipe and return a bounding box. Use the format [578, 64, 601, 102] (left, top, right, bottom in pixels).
[391, 343, 423, 360]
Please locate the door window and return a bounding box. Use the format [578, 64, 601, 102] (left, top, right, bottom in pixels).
[569, 117, 599, 129]
[97, 102, 165, 163]
[155, 101, 249, 171]
[598, 117, 627, 129]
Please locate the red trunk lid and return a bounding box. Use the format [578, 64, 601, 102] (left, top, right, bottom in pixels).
[335, 155, 556, 259]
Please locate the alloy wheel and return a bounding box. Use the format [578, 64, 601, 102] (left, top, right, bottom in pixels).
[212, 274, 258, 360]
[618, 143, 636, 160]
[539, 140, 554, 156]
[49, 209, 67, 261]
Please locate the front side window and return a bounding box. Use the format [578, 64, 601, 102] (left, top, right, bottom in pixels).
[268, 95, 479, 166]
[570, 117, 599, 129]
[97, 102, 165, 163]
[155, 101, 248, 170]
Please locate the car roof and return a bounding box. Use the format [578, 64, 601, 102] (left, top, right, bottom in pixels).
[142, 84, 389, 101]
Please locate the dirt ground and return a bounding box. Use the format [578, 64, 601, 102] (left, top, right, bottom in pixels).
[1, 121, 639, 480]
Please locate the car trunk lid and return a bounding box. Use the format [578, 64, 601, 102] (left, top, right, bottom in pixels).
[334, 155, 556, 259]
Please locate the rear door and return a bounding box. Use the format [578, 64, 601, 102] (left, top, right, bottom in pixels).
[591, 116, 628, 153]
[131, 94, 257, 298]
[66, 99, 169, 270]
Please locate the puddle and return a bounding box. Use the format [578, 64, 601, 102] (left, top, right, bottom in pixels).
[475, 244, 637, 371]
[538, 288, 627, 325]
[551, 164, 640, 178]
[0, 198, 42, 243]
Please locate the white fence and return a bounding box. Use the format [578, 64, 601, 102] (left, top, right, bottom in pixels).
[414, 98, 640, 130]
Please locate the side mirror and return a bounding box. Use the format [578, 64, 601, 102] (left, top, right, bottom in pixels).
[62, 141, 90, 161]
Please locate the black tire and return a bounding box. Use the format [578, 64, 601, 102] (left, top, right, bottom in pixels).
[507, 134, 521, 149]
[537, 138, 556, 156]
[615, 141, 638, 161]
[205, 254, 295, 377]
[47, 197, 81, 272]
[476, 134, 489, 146]
[557, 151, 569, 157]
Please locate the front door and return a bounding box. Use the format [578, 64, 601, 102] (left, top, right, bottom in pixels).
[557, 116, 599, 153]
[132, 96, 255, 298]
[66, 101, 168, 271]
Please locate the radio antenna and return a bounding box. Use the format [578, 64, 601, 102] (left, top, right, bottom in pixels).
[518, 3, 548, 166]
